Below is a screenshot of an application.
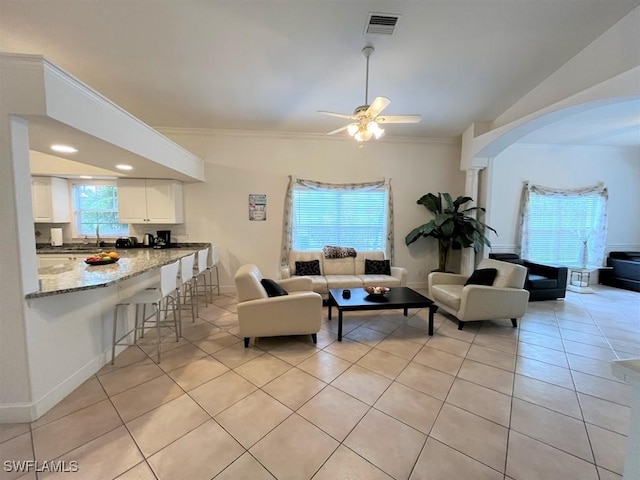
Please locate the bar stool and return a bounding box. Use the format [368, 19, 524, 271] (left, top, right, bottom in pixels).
[111, 259, 180, 364]
[207, 245, 221, 297]
[193, 247, 211, 306]
[177, 253, 198, 323]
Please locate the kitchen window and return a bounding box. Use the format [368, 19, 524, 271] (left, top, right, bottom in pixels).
[71, 180, 129, 238]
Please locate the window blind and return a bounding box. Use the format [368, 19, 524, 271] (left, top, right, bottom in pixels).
[292, 188, 387, 251]
[527, 193, 605, 264]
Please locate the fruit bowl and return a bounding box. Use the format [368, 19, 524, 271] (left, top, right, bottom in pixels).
[85, 257, 119, 265]
[364, 285, 390, 296]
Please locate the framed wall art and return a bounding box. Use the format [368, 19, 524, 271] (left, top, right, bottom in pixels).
[249, 194, 267, 221]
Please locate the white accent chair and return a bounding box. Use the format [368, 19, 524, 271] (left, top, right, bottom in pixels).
[234, 264, 323, 347]
[428, 259, 530, 330]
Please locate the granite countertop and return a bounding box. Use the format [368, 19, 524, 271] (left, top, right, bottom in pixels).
[35, 242, 208, 254]
[29, 243, 210, 299]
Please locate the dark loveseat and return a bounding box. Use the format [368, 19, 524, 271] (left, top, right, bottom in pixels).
[489, 253, 568, 301]
[599, 251, 640, 292]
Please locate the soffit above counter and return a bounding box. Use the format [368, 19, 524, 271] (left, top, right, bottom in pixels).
[0, 53, 205, 183]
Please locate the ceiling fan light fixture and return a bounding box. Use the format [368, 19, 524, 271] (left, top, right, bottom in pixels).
[355, 128, 373, 142]
[347, 121, 384, 142]
[368, 121, 384, 139]
[318, 46, 421, 140]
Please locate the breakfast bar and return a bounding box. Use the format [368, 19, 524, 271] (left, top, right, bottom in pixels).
[16, 245, 209, 422]
[30, 246, 205, 298]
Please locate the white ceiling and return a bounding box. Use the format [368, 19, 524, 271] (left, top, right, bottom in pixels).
[1, 0, 639, 153]
[25, 116, 201, 181]
[518, 99, 640, 147]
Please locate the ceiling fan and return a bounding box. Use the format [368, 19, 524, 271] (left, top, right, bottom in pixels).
[318, 46, 421, 142]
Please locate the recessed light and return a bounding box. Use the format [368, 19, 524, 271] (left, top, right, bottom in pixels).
[51, 144, 78, 153]
[115, 164, 133, 171]
[79, 175, 93, 179]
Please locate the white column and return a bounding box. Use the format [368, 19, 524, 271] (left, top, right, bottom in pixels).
[0, 115, 35, 422]
[460, 167, 481, 276]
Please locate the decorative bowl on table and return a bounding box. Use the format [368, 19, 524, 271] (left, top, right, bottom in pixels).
[364, 285, 390, 297]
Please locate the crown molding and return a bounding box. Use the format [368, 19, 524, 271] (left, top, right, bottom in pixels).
[510, 142, 640, 152]
[155, 126, 460, 146]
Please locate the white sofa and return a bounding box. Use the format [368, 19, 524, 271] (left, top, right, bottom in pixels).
[428, 258, 530, 330]
[235, 264, 323, 347]
[281, 250, 407, 299]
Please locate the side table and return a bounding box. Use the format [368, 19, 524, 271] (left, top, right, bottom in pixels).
[567, 266, 600, 294]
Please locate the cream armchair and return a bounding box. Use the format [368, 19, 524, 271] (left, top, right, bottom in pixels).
[234, 264, 323, 347]
[428, 259, 530, 330]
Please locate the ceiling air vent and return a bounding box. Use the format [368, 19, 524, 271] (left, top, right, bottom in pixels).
[365, 13, 401, 35]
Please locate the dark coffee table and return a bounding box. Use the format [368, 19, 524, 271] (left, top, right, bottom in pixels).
[328, 287, 437, 341]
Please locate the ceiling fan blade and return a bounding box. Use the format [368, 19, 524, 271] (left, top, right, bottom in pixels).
[318, 110, 357, 120]
[327, 124, 351, 135]
[376, 114, 422, 124]
[366, 97, 391, 117]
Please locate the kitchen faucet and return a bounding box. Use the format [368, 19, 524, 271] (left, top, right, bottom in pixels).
[96, 224, 101, 247]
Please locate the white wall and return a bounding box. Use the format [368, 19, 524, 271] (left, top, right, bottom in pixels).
[159, 130, 464, 289]
[485, 143, 640, 254]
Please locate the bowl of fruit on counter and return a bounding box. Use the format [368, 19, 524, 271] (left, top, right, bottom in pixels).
[85, 251, 120, 265]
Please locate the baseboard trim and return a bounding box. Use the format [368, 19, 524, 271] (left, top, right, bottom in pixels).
[407, 281, 429, 290]
[0, 350, 109, 424]
[0, 402, 34, 424]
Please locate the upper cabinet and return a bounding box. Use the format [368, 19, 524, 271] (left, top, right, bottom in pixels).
[31, 177, 71, 223]
[117, 179, 184, 224]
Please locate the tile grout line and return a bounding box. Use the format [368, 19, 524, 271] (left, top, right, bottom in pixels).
[13, 291, 636, 479]
[98, 365, 161, 480]
[105, 301, 238, 476]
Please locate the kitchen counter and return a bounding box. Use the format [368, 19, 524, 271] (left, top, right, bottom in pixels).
[17, 242, 213, 422]
[35, 242, 207, 254]
[30, 244, 209, 299]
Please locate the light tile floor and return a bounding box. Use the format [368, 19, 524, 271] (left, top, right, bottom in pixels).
[1, 285, 638, 480]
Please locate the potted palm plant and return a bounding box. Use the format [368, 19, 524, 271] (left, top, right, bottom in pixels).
[405, 192, 496, 272]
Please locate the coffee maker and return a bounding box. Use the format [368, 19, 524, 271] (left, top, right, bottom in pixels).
[154, 230, 171, 249]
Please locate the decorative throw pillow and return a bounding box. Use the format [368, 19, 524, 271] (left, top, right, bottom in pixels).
[260, 278, 288, 297]
[464, 268, 498, 286]
[364, 259, 391, 275]
[295, 260, 321, 276]
[323, 245, 357, 258]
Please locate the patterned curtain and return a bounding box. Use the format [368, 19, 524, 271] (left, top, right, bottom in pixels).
[386, 178, 395, 263]
[519, 183, 532, 259]
[519, 182, 608, 265]
[280, 177, 395, 265]
[280, 176, 295, 266]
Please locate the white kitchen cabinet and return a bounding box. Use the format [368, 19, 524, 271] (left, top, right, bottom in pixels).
[117, 179, 184, 224]
[31, 177, 71, 223]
